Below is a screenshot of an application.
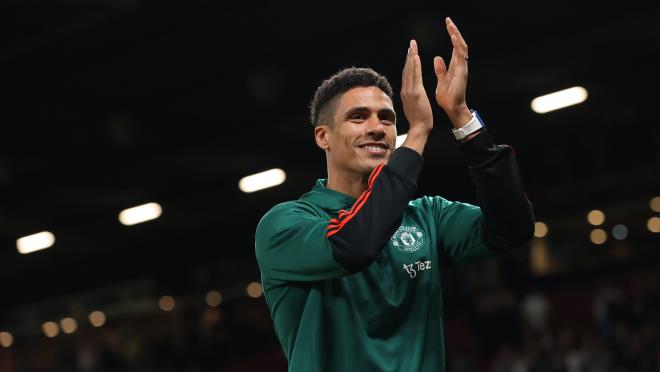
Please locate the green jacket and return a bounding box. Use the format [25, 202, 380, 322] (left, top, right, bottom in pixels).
[255, 130, 534, 371]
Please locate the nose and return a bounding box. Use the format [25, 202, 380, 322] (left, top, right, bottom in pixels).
[365, 116, 386, 139]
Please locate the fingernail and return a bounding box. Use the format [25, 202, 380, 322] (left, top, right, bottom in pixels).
[410, 40, 414, 47]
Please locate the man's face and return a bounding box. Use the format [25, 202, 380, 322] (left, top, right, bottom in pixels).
[323, 86, 397, 176]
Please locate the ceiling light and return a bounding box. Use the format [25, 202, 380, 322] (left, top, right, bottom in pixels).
[119, 202, 162, 226]
[239, 169, 286, 193]
[531, 86, 588, 114]
[16, 231, 55, 254]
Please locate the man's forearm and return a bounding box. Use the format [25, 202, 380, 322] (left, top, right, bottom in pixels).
[328, 147, 424, 272]
[400, 127, 430, 156]
[460, 130, 535, 252]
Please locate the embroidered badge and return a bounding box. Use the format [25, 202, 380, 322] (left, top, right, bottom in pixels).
[391, 225, 425, 253]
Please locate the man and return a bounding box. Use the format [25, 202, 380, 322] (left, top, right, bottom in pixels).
[255, 17, 534, 371]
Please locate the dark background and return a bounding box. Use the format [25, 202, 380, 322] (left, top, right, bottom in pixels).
[1, 0, 659, 371]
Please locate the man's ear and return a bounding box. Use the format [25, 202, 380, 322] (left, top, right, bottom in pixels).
[314, 125, 331, 150]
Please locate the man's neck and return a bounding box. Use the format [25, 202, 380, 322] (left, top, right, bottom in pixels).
[326, 168, 369, 199]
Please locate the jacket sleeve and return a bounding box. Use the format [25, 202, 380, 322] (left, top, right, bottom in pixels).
[462, 129, 535, 253]
[255, 147, 423, 281]
[435, 128, 535, 267]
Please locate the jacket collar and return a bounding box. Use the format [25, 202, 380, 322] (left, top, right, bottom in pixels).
[299, 179, 357, 212]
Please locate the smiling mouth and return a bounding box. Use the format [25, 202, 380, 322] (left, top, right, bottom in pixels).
[358, 143, 389, 155]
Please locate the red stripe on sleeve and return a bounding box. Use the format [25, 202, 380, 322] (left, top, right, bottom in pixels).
[326, 163, 386, 237]
[367, 163, 384, 187]
[327, 190, 373, 237]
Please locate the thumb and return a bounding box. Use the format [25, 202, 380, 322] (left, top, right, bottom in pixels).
[433, 56, 447, 80]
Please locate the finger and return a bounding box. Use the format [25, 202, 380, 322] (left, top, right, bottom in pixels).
[433, 56, 447, 80]
[402, 40, 414, 91]
[413, 55, 423, 87]
[449, 35, 468, 74]
[411, 40, 423, 87]
[410, 39, 418, 56]
[444, 39, 458, 76]
[402, 44, 412, 90]
[446, 17, 468, 58]
[449, 33, 466, 59]
[446, 18, 468, 49]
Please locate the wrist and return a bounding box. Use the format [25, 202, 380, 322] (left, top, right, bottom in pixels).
[400, 127, 430, 156]
[446, 105, 472, 129]
[406, 126, 432, 138]
[451, 110, 484, 142]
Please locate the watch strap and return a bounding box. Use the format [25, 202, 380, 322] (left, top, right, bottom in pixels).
[452, 111, 484, 140]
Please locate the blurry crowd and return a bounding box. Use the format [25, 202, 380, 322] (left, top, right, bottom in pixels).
[1, 256, 659, 372]
[0, 297, 286, 372]
[444, 259, 660, 372]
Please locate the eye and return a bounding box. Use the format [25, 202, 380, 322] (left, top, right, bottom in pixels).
[350, 113, 365, 121]
[379, 116, 395, 125]
[378, 111, 396, 125]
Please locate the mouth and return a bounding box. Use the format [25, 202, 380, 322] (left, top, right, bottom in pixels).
[357, 142, 390, 156]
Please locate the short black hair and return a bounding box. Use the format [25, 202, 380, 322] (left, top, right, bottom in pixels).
[309, 67, 394, 127]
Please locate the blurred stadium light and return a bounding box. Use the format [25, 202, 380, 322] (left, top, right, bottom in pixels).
[612, 224, 628, 240]
[648, 217, 660, 233]
[0, 332, 13, 348]
[239, 169, 286, 193]
[41, 322, 59, 338]
[590, 228, 608, 245]
[88, 311, 106, 327]
[651, 196, 660, 212]
[531, 86, 588, 113]
[206, 290, 223, 307]
[158, 295, 176, 311]
[118, 202, 162, 226]
[246, 282, 263, 298]
[59, 317, 77, 334]
[587, 209, 605, 226]
[16, 231, 55, 254]
[533, 221, 548, 238]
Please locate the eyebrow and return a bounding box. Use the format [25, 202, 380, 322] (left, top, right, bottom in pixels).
[344, 106, 396, 120]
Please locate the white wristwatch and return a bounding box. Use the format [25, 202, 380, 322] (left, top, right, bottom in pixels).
[452, 111, 484, 140]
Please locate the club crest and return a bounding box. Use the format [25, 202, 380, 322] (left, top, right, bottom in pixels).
[391, 225, 425, 253]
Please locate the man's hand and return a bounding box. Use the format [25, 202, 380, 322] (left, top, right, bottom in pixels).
[400, 39, 433, 155]
[433, 17, 473, 129]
